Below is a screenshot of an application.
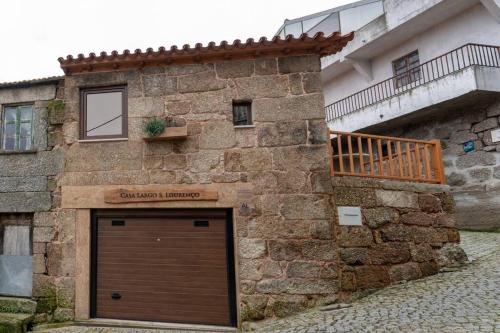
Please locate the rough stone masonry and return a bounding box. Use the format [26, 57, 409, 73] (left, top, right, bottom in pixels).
[386, 97, 500, 231]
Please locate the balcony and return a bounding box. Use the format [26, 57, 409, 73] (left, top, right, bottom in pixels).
[328, 131, 445, 184]
[325, 44, 500, 132]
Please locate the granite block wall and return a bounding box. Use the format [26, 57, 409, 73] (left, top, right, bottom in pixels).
[386, 98, 500, 230]
[331, 176, 465, 296]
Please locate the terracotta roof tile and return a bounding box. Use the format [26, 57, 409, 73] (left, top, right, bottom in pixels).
[58, 32, 354, 75]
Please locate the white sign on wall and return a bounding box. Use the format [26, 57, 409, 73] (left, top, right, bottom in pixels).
[338, 206, 362, 226]
[491, 128, 500, 143]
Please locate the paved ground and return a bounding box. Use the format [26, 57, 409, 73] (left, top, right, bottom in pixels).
[34, 231, 500, 333]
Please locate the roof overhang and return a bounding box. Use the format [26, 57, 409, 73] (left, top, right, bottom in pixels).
[58, 32, 354, 75]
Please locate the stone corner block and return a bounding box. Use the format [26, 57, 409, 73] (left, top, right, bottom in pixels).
[375, 190, 418, 209]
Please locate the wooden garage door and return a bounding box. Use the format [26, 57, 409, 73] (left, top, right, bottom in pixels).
[92, 210, 235, 327]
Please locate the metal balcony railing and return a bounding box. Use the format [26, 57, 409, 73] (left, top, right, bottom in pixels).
[327, 131, 446, 184]
[325, 44, 500, 122]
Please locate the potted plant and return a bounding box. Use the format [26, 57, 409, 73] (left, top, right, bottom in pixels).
[142, 117, 187, 141]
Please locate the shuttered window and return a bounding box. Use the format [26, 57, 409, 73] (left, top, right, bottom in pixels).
[2, 226, 31, 256]
[392, 50, 420, 88]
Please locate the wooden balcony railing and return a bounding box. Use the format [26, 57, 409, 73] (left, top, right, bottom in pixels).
[328, 131, 446, 184]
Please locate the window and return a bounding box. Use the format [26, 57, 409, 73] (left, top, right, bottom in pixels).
[80, 86, 127, 140]
[392, 50, 420, 88]
[232, 101, 252, 126]
[1, 105, 33, 151]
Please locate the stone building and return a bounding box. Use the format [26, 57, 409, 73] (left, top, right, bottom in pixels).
[0, 77, 64, 297]
[0, 32, 465, 332]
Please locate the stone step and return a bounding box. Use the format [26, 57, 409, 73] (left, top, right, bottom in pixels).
[0, 312, 34, 333]
[0, 298, 37, 315]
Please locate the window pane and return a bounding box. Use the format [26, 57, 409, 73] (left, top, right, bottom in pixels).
[302, 15, 328, 32]
[3, 107, 16, 122]
[19, 137, 31, 151]
[284, 22, 302, 37]
[86, 91, 123, 137]
[233, 104, 251, 126]
[3, 137, 15, 150]
[20, 123, 31, 137]
[20, 106, 33, 121]
[3, 123, 16, 138]
[308, 12, 340, 36]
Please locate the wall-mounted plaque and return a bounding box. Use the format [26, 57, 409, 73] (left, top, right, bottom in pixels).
[104, 187, 218, 203]
[491, 128, 500, 143]
[338, 206, 362, 226]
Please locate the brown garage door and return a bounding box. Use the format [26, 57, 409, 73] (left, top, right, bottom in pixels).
[91, 209, 236, 327]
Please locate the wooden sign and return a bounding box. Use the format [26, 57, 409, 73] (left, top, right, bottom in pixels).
[104, 187, 218, 203]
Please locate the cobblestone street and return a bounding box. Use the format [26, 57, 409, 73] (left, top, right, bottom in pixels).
[35, 231, 500, 333]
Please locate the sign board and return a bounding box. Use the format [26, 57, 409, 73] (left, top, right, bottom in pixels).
[237, 189, 254, 215]
[463, 140, 475, 153]
[104, 187, 218, 203]
[338, 206, 362, 226]
[491, 128, 500, 143]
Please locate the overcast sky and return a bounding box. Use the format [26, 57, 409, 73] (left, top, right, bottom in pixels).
[0, 0, 353, 83]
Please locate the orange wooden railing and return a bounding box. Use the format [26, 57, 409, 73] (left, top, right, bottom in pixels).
[328, 131, 446, 184]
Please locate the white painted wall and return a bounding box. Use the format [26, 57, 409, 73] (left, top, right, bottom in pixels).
[323, 3, 500, 106]
[330, 67, 500, 132]
[384, 0, 442, 29]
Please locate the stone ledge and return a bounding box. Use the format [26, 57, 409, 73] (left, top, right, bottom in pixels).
[331, 176, 450, 193]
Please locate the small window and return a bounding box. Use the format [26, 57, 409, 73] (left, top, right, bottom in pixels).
[392, 50, 420, 88]
[80, 86, 127, 140]
[232, 101, 252, 126]
[1, 105, 33, 151]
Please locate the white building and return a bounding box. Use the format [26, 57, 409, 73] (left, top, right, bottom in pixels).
[277, 0, 500, 230]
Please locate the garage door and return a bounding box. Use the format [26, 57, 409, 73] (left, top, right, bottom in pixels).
[91, 209, 236, 327]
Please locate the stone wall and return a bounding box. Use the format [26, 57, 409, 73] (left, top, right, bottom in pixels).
[331, 177, 464, 296]
[31, 210, 76, 323]
[58, 55, 337, 324]
[0, 82, 70, 322]
[0, 83, 64, 212]
[386, 97, 500, 230]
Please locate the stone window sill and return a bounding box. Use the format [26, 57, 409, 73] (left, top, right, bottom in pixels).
[234, 125, 255, 129]
[78, 138, 129, 143]
[0, 149, 38, 155]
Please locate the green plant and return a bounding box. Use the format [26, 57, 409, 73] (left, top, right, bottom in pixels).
[46, 99, 65, 112]
[143, 117, 167, 137]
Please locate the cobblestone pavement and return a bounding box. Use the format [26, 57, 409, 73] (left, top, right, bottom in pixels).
[34, 231, 499, 333]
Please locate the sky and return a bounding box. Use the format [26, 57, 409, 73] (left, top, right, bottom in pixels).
[0, 0, 354, 83]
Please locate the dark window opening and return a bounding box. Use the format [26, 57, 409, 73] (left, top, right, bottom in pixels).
[80, 86, 128, 140]
[232, 101, 252, 126]
[393, 50, 420, 88]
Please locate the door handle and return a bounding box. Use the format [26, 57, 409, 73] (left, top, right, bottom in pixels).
[111, 292, 122, 300]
